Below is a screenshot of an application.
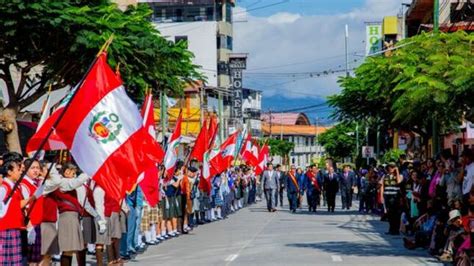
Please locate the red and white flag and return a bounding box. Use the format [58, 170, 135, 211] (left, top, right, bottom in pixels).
[26, 91, 67, 156]
[255, 144, 269, 176]
[188, 118, 208, 162]
[51, 53, 162, 200]
[241, 134, 258, 166]
[210, 131, 238, 174]
[164, 111, 183, 180]
[137, 93, 164, 207]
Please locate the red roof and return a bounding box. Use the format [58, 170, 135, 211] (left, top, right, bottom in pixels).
[261, 112, 311, 125]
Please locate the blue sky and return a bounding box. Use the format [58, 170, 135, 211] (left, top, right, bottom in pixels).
[237, 0, 367, 17]
[233, 0, 403, 123]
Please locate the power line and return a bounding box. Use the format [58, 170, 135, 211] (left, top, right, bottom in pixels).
[234, 0, 290, 15]
[246, 51, 363, 71]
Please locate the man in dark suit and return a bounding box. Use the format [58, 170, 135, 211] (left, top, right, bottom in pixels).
[340, 165, 356, 210]
[324, 166, 339, 212]
[286, 165, 301, 213]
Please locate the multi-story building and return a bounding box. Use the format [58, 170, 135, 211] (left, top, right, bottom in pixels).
[242, 88, 262, 137]
[260, 112, 329, 167]
[140, 0, 237, 138]
[406, 0, 473, 36]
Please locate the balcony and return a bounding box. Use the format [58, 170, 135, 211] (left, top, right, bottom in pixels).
[244, 108, 261, 119]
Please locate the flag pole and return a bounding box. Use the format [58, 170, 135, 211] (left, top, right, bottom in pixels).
[3, 35, 115, 204]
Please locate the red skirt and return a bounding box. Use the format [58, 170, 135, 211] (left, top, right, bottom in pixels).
[0, 229, 23, 265]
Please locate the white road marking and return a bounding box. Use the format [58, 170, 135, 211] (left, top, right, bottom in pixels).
[331, 255, 343, 262]
[225, 254, 238, 262]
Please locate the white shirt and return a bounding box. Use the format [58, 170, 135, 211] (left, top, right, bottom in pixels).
[76, 185, 99, 218]
[462, 162, 474, 195]
[0, 178, 29, 218]
[43, 166, 89, 195]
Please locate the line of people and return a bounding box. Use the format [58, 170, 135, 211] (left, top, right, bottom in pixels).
[260, 161, 358, 214]
[0, 152, 262, 266]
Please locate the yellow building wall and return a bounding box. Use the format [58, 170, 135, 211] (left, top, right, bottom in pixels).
[383, 16, 398, 35]
[154, 108, 201, 136]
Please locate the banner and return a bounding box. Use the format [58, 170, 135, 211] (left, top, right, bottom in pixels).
[366, 23, 382, 55]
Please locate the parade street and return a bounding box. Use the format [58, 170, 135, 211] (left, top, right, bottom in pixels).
[124, 198, 441, 266]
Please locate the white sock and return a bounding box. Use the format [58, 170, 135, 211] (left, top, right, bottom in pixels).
[161, 231, 166, 237]
[87, 244, 95, 253]
[211, 208, 216, 220]
[217, 208, 222, 218]
[151, 225, 157, 240]
[138, 233, 143, 246]
[144, 231, 152, 242]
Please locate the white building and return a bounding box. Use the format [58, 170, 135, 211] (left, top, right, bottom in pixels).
[261, 112, 330, 167]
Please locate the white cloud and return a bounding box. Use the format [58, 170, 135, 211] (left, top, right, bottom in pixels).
[267, 12, 302, 24]
[234, 0, 403, 99]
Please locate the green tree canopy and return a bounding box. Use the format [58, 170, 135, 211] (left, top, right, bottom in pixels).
[0, 0, 202, 152]
[318, 123, 358, 161]
[267, 139, 295, 158]
[329, 31, 473, 144]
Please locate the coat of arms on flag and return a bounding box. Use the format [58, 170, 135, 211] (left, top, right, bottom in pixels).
[88, 111, 123, 143]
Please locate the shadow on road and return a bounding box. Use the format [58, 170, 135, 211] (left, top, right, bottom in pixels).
[285, 241, 439, 261]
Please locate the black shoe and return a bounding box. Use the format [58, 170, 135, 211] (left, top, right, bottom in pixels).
[121, 255, 132, 261]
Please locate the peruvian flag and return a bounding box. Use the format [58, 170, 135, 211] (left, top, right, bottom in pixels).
[188, 118, 208, 162]
[136, 93, 164, 207]
[241, 134, 258, 166]
[255, 144, 269, 176]
[164, 111, 183, 180]
[51, 53, 163, 200]
[26, 91, 67, 156]
[199, 116, 218, 192]
[210, 131, 238, 174]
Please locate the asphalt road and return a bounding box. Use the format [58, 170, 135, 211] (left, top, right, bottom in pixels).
[123, 196, 442, 266]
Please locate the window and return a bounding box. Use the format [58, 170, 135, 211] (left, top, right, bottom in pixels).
[226, 36, 233, 50]
[225, 2, 232, 22]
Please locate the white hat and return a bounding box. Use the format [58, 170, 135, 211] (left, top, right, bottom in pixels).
[448, 210, 461, 223]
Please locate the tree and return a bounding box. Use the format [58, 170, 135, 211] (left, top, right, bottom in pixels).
[318, 123, 358, 161]
[330, 31, 473, 155]
[0, 1, 202, 153]
[266, 139, 295, 165]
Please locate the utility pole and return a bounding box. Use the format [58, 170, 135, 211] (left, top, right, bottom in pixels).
[200, 87, 205, 127]
[218, 91, 224, 140]
[366, 125, 370, 165]
[346, 24, 358, 159]
[432, 0, 440, 157]
[160, 90, 167, 145]
[345, 24, 349, 77]
[269, 109, 272, 139]
[315, 116, 319, 158]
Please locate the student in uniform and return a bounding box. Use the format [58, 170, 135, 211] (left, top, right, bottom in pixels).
[0, 155, 28, 265]
[76, 179, 104, 258]
[92, 182, 111, 266]
[22, 158, 43, 265]
[53, 163, 90, 266]
[40, 163, 88, 266]
[164, 161, 185, 237]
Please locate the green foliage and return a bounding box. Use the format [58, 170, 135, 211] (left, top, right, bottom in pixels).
[0, 0, 202, 110]
[318, 123, 358, 161]
[330, 31, 474, 140]
[381, 149, 405, 164]
[266, 139, 295, 158]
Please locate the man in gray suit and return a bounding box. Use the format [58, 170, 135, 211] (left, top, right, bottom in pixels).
[261, 162, 279, 212]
